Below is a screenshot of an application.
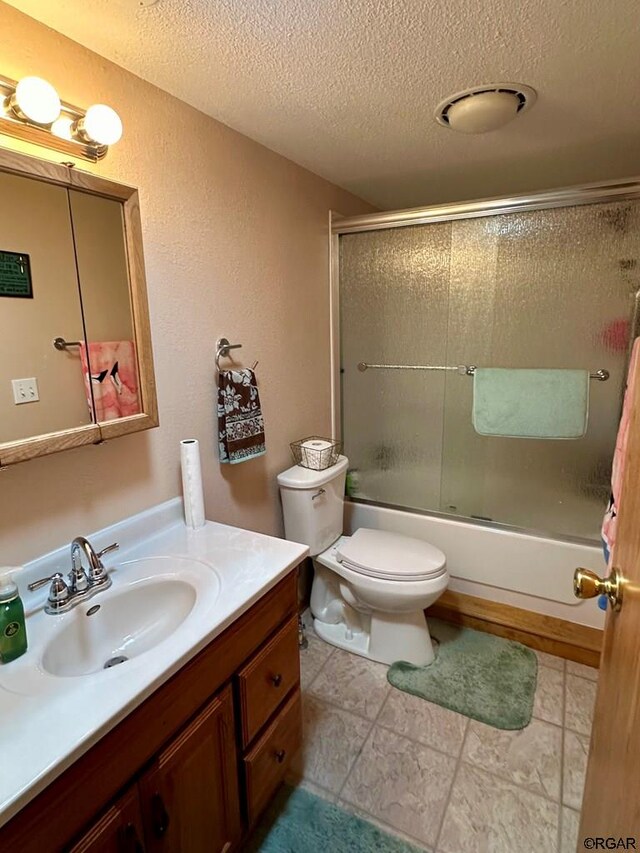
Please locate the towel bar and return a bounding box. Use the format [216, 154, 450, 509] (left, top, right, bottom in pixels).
[356, 362, 610, 381]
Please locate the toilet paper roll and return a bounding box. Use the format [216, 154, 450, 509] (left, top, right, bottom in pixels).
[180, 439, 206, 530]
[300, 438, 333, 470]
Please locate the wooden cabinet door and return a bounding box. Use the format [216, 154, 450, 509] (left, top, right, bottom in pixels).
[138, 686, 241, 853]
[69, 787, 146, 853]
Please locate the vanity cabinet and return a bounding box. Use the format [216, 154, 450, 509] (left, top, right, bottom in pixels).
[2, 569, 302, 853]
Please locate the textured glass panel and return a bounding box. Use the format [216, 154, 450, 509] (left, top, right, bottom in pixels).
[441, 201, 638, 539]
[340, 224, 451, 509]
[339, 198, 640, 542]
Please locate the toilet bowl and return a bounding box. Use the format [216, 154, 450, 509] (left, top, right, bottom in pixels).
[277, 456, 449, 666]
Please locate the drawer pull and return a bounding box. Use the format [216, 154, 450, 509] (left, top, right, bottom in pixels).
[121, 822, 145, 853]
[271, 673, 283, 687]
[151, 792, 170, 838]
[275, 749, 286, 764]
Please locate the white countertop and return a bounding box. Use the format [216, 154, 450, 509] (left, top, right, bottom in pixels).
[0, 499, 308, 828]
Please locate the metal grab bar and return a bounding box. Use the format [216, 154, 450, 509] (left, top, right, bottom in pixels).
[356, 362, 610, 381]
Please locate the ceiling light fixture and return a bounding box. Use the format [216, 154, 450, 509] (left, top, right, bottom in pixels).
[0, 73, 123, 161]
[435, 84, 536, 134]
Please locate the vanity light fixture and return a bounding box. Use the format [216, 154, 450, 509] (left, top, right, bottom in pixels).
[0, 73, 122, 161]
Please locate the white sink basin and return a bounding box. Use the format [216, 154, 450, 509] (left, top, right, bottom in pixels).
[42, 578, 197, 677]
[0, 555, 221, 694]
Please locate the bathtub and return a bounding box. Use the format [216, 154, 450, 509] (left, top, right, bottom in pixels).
[344, 499, 606, 630]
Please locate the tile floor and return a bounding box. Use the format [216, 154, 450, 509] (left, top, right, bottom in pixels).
[288, 619, 598, 853]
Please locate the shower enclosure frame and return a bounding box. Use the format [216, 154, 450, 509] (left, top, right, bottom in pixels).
[329, 175, 640, 544]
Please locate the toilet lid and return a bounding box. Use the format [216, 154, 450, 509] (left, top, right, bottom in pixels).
[336, 528, 446, 582]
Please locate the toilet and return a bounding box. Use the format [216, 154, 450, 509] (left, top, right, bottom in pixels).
[277, 455, 449, 666]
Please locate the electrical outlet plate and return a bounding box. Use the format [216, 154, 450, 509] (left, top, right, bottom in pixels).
[11, 378, 39, 405]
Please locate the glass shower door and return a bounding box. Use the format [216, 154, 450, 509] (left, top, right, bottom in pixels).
[440, 203, 637, 539]
[340, 223, 451, 510]
[339, 197, 640, 542]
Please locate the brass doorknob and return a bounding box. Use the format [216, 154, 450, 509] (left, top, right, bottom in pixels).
[574, 566, 623, 611]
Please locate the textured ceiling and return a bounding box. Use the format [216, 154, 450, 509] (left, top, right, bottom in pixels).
[4, 0, 640, 208]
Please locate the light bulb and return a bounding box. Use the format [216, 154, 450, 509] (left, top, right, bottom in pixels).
[81, 104, 122, 145]
[51, 116, 73, 140]
[13, 76, 61, 125]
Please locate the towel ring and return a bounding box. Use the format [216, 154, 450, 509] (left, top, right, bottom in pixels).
[53, 337, 82, 351]
[215, 337, 258, 371]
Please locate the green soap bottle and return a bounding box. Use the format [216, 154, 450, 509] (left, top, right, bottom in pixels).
[0, 566, 28, 664]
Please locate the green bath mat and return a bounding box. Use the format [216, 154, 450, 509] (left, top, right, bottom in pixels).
[388, 619, 537, 730]
[248, 785, 423, 853]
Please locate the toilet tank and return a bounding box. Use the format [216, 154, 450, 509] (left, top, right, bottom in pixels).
[277, 455, 349, 556]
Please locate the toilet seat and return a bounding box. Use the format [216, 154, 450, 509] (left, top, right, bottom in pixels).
[336, 528, 446, 582]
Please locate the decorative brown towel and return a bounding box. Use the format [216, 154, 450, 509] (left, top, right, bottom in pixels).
[217, 368, 266, 464]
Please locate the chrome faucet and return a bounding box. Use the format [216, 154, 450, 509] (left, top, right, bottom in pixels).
[28, 536, 119, 614]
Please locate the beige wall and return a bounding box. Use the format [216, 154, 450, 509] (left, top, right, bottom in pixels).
[0, 2, 374, 565]
[0, 172, 91, 441]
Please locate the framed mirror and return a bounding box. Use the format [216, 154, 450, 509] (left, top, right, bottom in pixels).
[0, 148, 158, 466]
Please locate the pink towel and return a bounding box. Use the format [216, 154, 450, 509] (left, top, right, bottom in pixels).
[602, 337, 640, 562]
[80, 341, 141, 422]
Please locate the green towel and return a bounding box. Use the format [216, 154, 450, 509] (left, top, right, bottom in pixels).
[473, 368, 589, 439]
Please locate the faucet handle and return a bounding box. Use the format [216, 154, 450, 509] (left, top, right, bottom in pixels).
[97, 542, 119, 561]
[90, 541, 119, 585]
[48, 574, 70, 608]
[28, 572, 61, 592]
[28, 573, 70, 612]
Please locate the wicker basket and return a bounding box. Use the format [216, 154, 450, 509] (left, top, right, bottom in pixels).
[290, 436, 342, 471]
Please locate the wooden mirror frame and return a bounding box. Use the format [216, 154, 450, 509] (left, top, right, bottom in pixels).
[0, 148, 158, 466]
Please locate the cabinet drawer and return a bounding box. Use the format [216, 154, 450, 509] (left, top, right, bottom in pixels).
[237, 616, 300, 746]
[243, 689, 302, 825]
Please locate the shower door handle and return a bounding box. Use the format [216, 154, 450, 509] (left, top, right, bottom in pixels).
[573, 566, 624, 611]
